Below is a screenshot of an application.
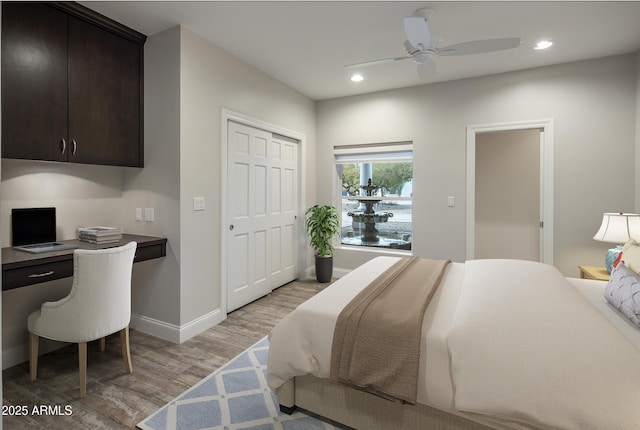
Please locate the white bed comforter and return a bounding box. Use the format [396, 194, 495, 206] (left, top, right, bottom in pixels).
[448, 259, 640, 430]
[267, 257, 640, 430]
[267, 256, 464, 411]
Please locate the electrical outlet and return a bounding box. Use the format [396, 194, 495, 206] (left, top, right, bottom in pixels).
[144, 208, 154, 222]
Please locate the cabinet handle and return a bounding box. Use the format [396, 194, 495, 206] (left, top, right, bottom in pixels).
[72, 139, 77, 155]
[60, 138, 66, 154]
[28, 271, 55, 278]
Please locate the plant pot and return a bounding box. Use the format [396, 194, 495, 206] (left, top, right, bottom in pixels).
[315, 255, 333, 283]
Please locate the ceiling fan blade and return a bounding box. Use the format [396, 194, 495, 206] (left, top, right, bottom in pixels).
[436, 38, 521, 56]
[403, 16, 431, 49]
[415, 54, 436, 79]
[345, 55, 412, 69]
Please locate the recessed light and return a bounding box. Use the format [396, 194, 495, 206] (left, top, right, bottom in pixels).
[351, 74, 364, 82]
[534, 40, 553, 50]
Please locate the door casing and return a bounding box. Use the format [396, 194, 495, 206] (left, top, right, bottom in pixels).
[466, 119, 554, 264]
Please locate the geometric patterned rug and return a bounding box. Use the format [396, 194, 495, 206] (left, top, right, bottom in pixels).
[137, 336, 345, 430]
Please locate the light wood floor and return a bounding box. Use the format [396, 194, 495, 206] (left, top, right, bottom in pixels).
[2, 279, 328, 429]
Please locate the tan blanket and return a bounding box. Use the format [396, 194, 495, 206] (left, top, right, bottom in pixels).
[330, 257, 450, 404]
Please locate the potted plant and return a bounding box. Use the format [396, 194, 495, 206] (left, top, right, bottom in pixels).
[305, 204, 340, 283]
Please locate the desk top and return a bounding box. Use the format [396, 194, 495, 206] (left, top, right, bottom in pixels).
[2, 234, 167, 270]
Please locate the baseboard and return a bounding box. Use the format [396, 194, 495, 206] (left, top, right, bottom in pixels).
[177, 307, 225, 343]
[130, 313, 181, 343]
[130, 307, 225, 344]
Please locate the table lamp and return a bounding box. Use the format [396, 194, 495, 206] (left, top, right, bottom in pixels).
[593, 213, 640, 273]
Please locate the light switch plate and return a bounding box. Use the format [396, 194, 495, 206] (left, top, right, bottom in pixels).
[447, 196, 455, 207]
[135, 208, 142, 221]
[193, 196, 205, 211]
[144, 208, 154, 222]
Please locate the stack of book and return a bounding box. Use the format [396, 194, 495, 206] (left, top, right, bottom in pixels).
[78, 226, 122, 244]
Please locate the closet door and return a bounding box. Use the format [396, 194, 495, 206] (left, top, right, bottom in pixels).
[227, 122, 272, 312]
[227, 122, 299, 312]
[269, 135, 299, 287]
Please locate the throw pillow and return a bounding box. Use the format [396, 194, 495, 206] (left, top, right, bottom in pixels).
[605, 263, 640, 327]
[621, 240, 640, 274]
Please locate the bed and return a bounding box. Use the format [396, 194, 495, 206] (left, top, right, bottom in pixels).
[267, 256, 640, 430]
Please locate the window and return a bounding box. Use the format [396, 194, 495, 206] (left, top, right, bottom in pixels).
[335, 143, 413, 251]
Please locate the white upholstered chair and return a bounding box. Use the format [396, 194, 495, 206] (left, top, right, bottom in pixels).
[28, 241, 137, 398]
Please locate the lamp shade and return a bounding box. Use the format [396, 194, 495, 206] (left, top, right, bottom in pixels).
[593, 213, 640, 244]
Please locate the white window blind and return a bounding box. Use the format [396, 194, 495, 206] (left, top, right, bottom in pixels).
[334, 142, 413, 163]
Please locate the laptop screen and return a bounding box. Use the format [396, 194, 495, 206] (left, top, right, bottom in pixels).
[11, 207, 57, 246]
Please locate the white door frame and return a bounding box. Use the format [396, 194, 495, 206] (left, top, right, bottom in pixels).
[466, 119, 554, 264]
[220, 108, 306, 315]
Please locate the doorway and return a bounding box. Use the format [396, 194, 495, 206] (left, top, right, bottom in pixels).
[466, 120, 554, 264]
[475, 129, 540, 260]
[222, 111, 304, 313]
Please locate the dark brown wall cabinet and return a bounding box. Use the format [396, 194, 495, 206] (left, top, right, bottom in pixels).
[1, 2, 146, 167]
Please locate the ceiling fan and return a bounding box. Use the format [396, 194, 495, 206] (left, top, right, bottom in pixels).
[346, 8, 521, 79]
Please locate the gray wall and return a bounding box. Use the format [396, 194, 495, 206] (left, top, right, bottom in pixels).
[121, 26, 317, 339]
[317, 54, 638, 276]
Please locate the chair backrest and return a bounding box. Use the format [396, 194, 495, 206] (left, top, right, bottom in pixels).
[67, 241, 137, 340]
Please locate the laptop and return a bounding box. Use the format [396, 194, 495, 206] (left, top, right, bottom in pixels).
[12, 207, 78, 254]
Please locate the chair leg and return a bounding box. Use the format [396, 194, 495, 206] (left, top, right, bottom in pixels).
[121, 326, 133, 374]
[99, 337, 106, 352]
[78, 342, 87, 398]
[29, 332, 39, 382]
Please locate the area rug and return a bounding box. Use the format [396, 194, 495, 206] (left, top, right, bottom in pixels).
[137, 336, 344, 430]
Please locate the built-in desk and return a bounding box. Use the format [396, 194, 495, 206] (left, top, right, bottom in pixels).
[2, 234, 167, 291]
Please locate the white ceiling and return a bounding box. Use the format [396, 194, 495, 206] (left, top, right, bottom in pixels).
[82, 1, 640, 101]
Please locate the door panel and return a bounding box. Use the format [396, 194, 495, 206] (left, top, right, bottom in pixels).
[270, 136, 298, 286]
[228, 122, 272, 311]
[283, 224, 295, 272]
[255, 165, 268, 217]
[254, 230, 268, 284]
[227, 122, 299, 311]
[271, 226, 282, 276]
[229, 233, 249, 296]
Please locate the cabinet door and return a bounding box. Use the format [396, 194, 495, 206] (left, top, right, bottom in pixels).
[1, 3, 68, 162]
[68, 16, 142, 167]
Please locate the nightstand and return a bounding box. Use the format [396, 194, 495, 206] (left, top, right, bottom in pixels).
[578, 265, 610, 281]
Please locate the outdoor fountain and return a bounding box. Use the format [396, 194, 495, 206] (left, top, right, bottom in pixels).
[346, 178, 394, 244]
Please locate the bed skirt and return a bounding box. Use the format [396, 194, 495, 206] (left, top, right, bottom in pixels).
[276, 376, 493, 430]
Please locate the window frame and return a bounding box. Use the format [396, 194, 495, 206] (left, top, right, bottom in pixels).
[334, 142, 413, 253]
